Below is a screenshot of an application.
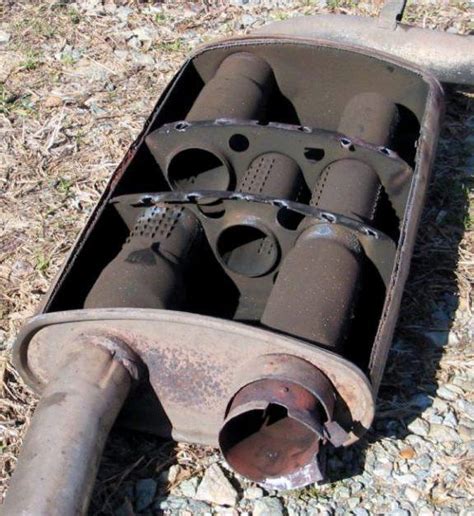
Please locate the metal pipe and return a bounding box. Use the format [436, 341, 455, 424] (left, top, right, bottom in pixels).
[186, 52, 274, 121]
[3, 344, 132, 516]
[256, 14, 474, 85]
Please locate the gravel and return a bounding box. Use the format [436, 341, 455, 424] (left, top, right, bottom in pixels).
[0, 1, 472, 515]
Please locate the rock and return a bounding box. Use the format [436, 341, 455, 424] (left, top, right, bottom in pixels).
[437, 385, 459, 401]
[195, 464, 238, 506]
[458, 425, 474, 442]
[0, 51, 22, 82]
[424, 331, 448, 348]
[410, 393, 432, 409]
[243, 487, 264, 499]
[399, 447, 416, 460]
[353, 510, 369, 516]
[240, 14, 257, 27]
[418, 507, 435, 516]
[253, 497, 284, 516]
[443, 411, 458, 428]
[428, 423, 460, 442]
[131, 52, 155, 68]
[44, 96, 63, 108]
[457, 400, 474, 420]
[405, 487, 420, 503]
[178, 477, 199, 498]
[135, 478, 157, 511]
[159, 464, 181, 484]
[392, 474, 417, 485]
[0, 30, 11, 44]
[347, 497, 360, 509]
[407, 418, 429, 437]
[215, 508, 238, 516]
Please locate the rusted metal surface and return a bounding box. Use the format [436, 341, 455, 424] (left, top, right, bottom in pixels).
[14, 309, 374, 449]
[219, 354, 349, 489]
[256, 14, 474, 85]
[7, 7, 447, 508]
[187, 52, 274, 122]
[3, 339, 134, 515]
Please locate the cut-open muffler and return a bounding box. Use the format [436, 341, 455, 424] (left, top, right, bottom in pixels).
[5, 2, 472, 513]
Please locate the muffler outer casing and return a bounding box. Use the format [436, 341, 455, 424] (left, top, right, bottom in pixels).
[10, 27, 444, 494]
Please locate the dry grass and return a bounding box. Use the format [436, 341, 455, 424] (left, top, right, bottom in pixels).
[0, 0, 473, 513]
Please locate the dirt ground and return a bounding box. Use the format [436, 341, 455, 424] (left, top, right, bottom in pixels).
[0, 1, 473, 514]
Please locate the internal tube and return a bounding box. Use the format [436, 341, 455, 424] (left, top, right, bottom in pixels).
[262, 228, 363, 350]
[311, 159, 381, 224]
[238, 153, 306, 201]
[186, 52, 274, 122]
[84, 205, 203, 309]
[338, 92, 399, 147]
[2, 345, 131, 516]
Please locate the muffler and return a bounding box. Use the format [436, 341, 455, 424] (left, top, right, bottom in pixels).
[5, 1, 470, 513]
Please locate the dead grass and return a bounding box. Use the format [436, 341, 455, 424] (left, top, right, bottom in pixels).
[0, 0, 473, 512]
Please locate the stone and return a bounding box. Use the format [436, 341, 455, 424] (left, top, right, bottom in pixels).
[392, 474, 417, 485]
[457, 400, 474, 420]
[407, 418, 429, 437]
[347, 497, 360, 509]
[195, 464, 238, 506]
[0, 51, 22, 82]
[424, 331, 448, 348]
[437, 385, 459, 401]
[243, 487, 264, 499]
[44, 96, 63, 108]
[353, 510, 369, 516]
[443, 411, 458, 428]
[458, 425, 474, 442]
[135, 478, 157, 511]
[178, 477, 199, 498]
[418, 507, 435, 516]
[215, 508, 238, 516]
[399, 447, 416, 460]
[410, 393, 432, 409]
[405, 487, 420, 503]
[253, 497, 284, 516]
[428, 423, 461, 442]
[0, 30, 11, 44]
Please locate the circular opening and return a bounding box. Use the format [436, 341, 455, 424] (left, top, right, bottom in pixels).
[219, 403, 320, 483]
[364, 227, 378, 238]
[217, 224, 278, 277]
[174, 121, 190, 131]
[277, 207, 305, 230]
[168, 148, 230, 191]
[320, 212, 337, 223]
[340, 137, 355, 152]
[229, 134, 250, 152]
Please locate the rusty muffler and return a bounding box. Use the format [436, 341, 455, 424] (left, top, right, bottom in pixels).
[5, 1, 463, 513]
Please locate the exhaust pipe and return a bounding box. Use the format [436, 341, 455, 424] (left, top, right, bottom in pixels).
[3, 337, 137, 516]
[219, 355, 346, 490]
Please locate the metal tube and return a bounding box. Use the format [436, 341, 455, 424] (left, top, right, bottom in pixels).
[3, 345, 131, 516]
[256, 14, 474, 85]
[186, 52, 274, 121]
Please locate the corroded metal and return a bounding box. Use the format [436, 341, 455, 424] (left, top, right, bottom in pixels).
[6, 4, 448, 510]
[256, 14, 474, 85]
[3, 339, 135, 516]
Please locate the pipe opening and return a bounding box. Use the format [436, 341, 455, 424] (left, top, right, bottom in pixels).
[168, 148, 230, 190]
[219, 402, 320, 482]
